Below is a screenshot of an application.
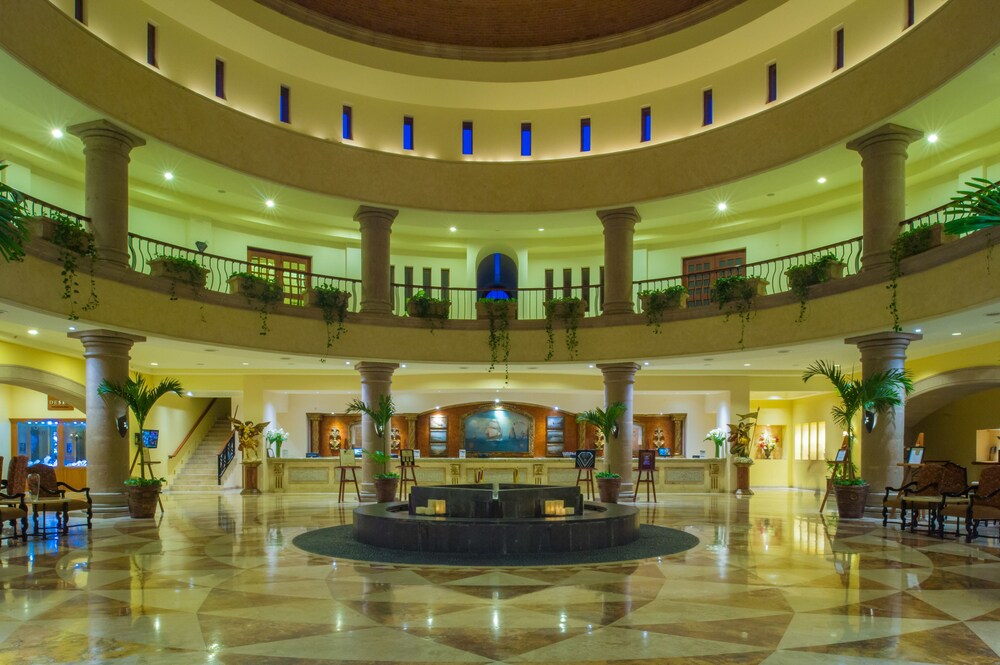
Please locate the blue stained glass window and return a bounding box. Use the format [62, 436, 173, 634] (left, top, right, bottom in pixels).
[462, 121, 473, 155]
[403, 116, 414, 150]
[343, 105, 353, 140]
[580, 118, 591, 152]
[640, 107, 651, 142]
[703, 90, 713, 126]
[279, 86, 290, 124]
[521, 122, 532, 157]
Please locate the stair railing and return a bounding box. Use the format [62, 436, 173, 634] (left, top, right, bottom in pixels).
[217, 432, 236, 485]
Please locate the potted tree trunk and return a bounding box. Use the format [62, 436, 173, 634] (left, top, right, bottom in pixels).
[346, 395, 399, 502]
[97, 373, 183, 518]
[802, 360, 914, 518]
[576, 402, 627, 504]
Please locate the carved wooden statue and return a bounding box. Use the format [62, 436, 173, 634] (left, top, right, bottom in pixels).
[230, 418, 270, 463]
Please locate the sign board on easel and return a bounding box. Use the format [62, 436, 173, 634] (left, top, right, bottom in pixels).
[820, 436, 851, 513]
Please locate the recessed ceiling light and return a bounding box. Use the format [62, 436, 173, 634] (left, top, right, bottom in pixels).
[494, 398, 500, 404]
[952, 332, 962, 336]
[27, 329, 38, 335]
[67, 326, 76, 331]
[768, 395, 782, 400]
[149, 362, 158, 366]
[265, 199, 275, 208]
[50, 128, 64, 139]
[345, 361, 352, 365]
[449, 226, 457, 232]
[716, 202, 728, 211]
[401, 364, 407, 368]
[186, 391, 193, 397]
[163, 171, 174, 181]
[817, 177, 827, 184]
[538, 228, 544, 232]
[643, 361, 649, 366]
[588, 364, 594, 368]
[242, 362, 249, 365]
[914, 328, 922, 333]
[743, 363, 751, 367]
[927, 133, 939, 143]
[554, 406, 560, 411]
[435, 405, 440, 410]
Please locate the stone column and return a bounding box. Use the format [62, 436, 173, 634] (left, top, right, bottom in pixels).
[844, 331, 921, 506]
[67, 120, 146, 268]
[354, 205, 398, 316]
[405, 415, 417, 450]
[68, 329, 146, 514]
[598, 362, 640, 496]
[671, 414, 686, 456]
[846, 124, 923, 271]
[306, 413, 323, 455]
[597, 207, 640, 315]
[356, 361, 399, 500]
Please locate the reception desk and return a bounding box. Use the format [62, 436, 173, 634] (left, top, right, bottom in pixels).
[266, 456, 727, 494]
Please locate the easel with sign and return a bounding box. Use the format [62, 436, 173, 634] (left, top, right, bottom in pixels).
[129, 433, 165, 514]
[820, 437, 851, 513]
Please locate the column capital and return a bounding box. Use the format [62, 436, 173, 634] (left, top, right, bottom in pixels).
[69, 329, 146, 355]
[845, 331, 922, 351]
[597, 362, 641, 381]
[68, 119, 146, 151]
[846, 123, 923, 155]
[354, 205, 398, 225]
[596, 206, 641, 228]
[355, 361, 400, 382]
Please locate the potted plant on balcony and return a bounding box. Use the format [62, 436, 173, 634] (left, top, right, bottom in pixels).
[638, 285, 689, 333]
[406, 290, 450, 329]
[149, 254, 210, 300]
[576, 401, 626, 503]
[0, 164, 28, 263]
[711, 275, 767, 349]
[728, 410, 759, 497]
[310, 284, 351, 355]
[544, 296, 587, 360]
[97, 373, 183, 519]
[784, 253, 846, 322]
[802, 360, 914, 518]
[477, 297, 515, 383]
[943, 177, 1000, 236]
[228, 271, 283, 335]
[346, 395, 398, 502]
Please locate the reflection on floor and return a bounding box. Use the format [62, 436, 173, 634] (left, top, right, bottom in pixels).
[2, 490, 1000, 664]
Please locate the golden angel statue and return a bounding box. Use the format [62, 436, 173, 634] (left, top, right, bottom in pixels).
[230, 418, 270, 463]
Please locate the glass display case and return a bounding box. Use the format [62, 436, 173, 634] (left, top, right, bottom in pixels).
[11, 419, 87, 486]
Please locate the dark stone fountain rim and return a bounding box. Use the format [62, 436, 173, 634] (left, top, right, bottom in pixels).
[356, 500, 633, 524]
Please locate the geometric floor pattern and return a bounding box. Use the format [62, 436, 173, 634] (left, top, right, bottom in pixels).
[3, 490, 1000, 664]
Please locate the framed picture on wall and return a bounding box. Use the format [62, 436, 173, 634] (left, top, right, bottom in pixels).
[546, 430, 564, 444]
[546, 416, 564, 429]
[429, 429, 448, 443]
[430, 415, 447, 429]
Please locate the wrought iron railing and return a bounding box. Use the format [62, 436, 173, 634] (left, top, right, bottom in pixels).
[127, 233, 361, 310]
[899, 179, 999, 234]
[632, 236, 864, 308]
[20, 193, 91, 229]
[217, 432, 236, 485]
[390, 283, 604, 321]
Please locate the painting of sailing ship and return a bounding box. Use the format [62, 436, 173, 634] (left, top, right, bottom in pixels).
[463, 408, 532, 454]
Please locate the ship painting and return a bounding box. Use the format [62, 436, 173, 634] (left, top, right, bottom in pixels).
[464, 409, 532, 454]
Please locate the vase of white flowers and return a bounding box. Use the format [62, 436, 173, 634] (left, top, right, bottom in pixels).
[704, 428, 727, 458]
[266, 428, 289, 458]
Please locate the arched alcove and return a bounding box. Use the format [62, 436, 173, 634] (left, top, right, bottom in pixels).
[476, 252, 518, 299]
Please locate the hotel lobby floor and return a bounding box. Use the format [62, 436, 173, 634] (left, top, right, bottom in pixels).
[3, 491, 1000, 664]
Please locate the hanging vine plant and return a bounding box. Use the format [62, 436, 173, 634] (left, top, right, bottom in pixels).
[406, 289, 450, 331]
[887, 225, 936, 332]
[711, 275, 764, 349]
[149, 255, 209, 301]
[784, 253, 845, 323]
[228, 271, 283, 335]
[543, 296, 585, 361]
[50, 212, 99, 320]
[638, 285, 688, 333]
[311, 284, 351, 356]
[477, 297, 515, 383]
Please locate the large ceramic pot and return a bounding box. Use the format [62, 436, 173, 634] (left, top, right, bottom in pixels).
[126, 483, 161, 519]
[834, 482, 870, 519]
[374, 477, 400, 503]
[597, 477, 621, 504]
[733, 462, 754, 497]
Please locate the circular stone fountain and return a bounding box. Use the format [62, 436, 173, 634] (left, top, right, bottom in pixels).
[352, 484, 639, 554]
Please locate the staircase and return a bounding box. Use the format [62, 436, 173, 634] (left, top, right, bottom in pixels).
[168, 418, 234, 492]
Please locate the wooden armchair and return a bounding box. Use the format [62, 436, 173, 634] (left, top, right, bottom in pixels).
[968, 466, 1000, 542]
[883, 463, 944, 528]
[27, 463, 93, 533]
[1, 456, 28, 495]
[936, 462, 974, 538]
[0, 491, 27, 544]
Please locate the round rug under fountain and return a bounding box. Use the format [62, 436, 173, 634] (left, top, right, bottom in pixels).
[292, 484, 699, 566]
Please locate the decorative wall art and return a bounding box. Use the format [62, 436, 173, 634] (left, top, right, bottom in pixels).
[463, 408, 532, 455]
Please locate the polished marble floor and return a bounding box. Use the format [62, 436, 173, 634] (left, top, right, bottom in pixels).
[3, 490, 1000, 664]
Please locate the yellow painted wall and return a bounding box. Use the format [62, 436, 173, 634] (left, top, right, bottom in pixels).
[141, 393, 214, 473]
[0, 339, 85, 384]
[1, 384, 85, 461]
[915, 387, 1000, 483]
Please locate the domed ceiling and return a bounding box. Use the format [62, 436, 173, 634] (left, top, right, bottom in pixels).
[255, 0, 746, 57]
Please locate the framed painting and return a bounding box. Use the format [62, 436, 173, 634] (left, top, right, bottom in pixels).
[546, 416, 564, 429]
[546, 429, 564, 444]
[429, 429, 448, 443]
[638, 449, 656, 470]
[430, 415, 447, 429]
[463, 408, 532, 454]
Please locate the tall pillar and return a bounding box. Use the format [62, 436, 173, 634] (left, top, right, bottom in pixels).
[844, 331, 921, 505]
[354, 205, 398, 316]
[597, 207, 640, 315]
[356, 361, 399, 500]
[846, 124, 923, 271]
[67, 120, 146, 268]
[69, 329, 146, 514]
[306, 413, 323, 455]
[598, 362, 640, 496]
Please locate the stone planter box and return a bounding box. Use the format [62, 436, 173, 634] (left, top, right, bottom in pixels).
[639, 290, 689, 313]
[308, 288, 351, 310]
[544, 298, 588, 320]
[475, 299, 518, 321]
[227, 274, 282, 300]
[29, 215, 92, 254]
[784, 261, 846, 290]
[406, 299, 450, 319]
[898, 223, 956, 260]
[149, 257, 209, 289]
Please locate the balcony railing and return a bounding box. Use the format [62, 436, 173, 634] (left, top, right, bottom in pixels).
[899, 179, 999, 234]
[390, 283, 604, 321]
[21, 193, 91, 229]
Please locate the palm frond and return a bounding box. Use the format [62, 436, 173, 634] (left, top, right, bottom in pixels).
[943, 178, 1000, 236]
[345, 395, 395, 436]
[97, 373, 183, 430]
[0, 165, 29, 263]
[576, 401, 626, 442]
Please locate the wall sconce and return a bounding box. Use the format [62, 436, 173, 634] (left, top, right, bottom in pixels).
[195, 241, 208, 252]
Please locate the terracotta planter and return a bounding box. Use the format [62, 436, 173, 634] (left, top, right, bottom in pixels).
[406, 299, 450, 319]
[149, 257, 209, 288]
[834, 482, 870, 519]
[597, 477, 621, 503]
[733, 462, 754, 497]
[475, 299, 518, 321]
[374, 477, 400, 503]
[126, 484, 161, 519]
[639, 290, 689, 312]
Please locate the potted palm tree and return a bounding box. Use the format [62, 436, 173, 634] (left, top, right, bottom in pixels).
[97, 373, 183, 518]
[802, 360, 913, 518]
[346, 395, 399, 502]
[576, 402, 626, 503]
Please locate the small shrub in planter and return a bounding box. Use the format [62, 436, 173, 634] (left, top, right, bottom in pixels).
[41, 212, 99, 320]
[0, 164, 28, 263]
[886, 225, 952, 332]
[124, 477, 165, 519]
[595, 471, 622, 503]
[638, 285, 689, 333]
[784, 254, 846, 322]
[711, 276, 767, 349]
[406, 290, 450, 329]
[149, 255, 209, 300]
[543, 297, 587, 360]
[228, 272, 283, 335]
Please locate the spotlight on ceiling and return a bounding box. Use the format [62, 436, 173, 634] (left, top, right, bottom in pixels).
[265, 199, 275, 208]
[716, 202, 728, 212]
[50, 128, 64, 139]
[927, 133, 939, 143]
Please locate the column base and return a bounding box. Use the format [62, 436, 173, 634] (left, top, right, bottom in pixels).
[617, 481, 635, 499]
[90, 491, 128, 516]
[360, 481, 375, 502]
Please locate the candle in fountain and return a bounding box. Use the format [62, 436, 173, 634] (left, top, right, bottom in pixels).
[434, 500, 447, 515]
